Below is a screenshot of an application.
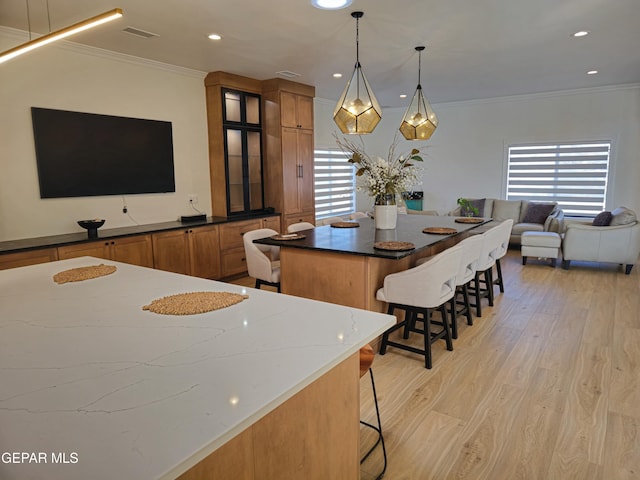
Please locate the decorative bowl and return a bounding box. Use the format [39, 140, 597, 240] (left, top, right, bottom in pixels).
[78, 219, 105, 238]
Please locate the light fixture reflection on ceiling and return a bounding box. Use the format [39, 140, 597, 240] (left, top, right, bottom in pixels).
[311, 0, 353, 10]
[0, 8, 123, 64]
[208, 33, 222, 40]
[572, 30, 589, 37]
[399, 46, 438, 141]
[587, 70, 598, 75]
[333, 11, 382, 135]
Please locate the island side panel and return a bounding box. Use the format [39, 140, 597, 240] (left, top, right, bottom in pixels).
[280, 248, 368, 309]
[176, 353, 359, 480]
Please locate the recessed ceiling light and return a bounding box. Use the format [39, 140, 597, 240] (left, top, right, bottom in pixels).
[311, 0, 353, 10]
[332, 73, 342, 78]
[572, 30, 589, 37]
[399, 94, 407, 98]
[587, 70, 598, 75]
[208, 33, 222, 40]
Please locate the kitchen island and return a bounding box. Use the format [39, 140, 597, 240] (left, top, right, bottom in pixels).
[0, 257, 394, 479]
[256, 214, 489, 312]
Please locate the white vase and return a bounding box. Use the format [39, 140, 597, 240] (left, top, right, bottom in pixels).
[374, 205, 398, 229]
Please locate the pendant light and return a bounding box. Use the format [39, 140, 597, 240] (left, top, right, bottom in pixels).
[399, 46, 438, 140]
[0, 5, 123, 65]
[333, 11, 382, 135]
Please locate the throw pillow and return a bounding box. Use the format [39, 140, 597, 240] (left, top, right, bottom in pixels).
[460, 198, 485, 217]
[592, 211, 612, 226]
[610, 206, 637, 226]
[522, 202, 556, 224]
[492, 200, 522, 222]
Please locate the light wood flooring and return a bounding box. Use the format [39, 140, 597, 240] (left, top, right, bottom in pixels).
[230, 251, 640, 480]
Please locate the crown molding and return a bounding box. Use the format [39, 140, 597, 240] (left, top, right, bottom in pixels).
[0, 26, 206, 79]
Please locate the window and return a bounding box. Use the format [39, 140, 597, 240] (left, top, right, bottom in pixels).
[506, 141, 611, 217]
[314, 148, 355, 220]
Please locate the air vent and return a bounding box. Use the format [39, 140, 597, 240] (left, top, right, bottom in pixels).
[276, 70, 301, 79]
[121, 27, 158, 39]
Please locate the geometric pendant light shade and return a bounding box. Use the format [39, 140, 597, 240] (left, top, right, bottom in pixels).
[399, 46, 438, 140]
[333, 11, 382, 134]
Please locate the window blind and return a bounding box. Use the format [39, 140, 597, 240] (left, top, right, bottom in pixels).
[506, 141, 611, 217]
[314, 149, 355, 220]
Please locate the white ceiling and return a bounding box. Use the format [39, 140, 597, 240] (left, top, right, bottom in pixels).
[2, 0, 640, 107]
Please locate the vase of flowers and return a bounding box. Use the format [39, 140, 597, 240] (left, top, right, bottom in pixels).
[337, 135, 423, 229]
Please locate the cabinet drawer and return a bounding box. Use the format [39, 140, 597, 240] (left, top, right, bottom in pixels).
[261, 215, 281, 232]
[219, 219, 263, 251]
[221, 247, 248, 277]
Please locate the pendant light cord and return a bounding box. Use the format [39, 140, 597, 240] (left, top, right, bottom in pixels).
[46, 0, 52, 32]
[418, 49, 422, 87]
[26, 0, 31, 40]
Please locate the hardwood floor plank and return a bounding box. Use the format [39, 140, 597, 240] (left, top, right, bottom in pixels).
[610, 326, 640, 419]
[603, 412, 640, 479]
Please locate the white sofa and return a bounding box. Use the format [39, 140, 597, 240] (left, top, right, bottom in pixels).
[449, 198, 564, 245]
[561, 207, 640, 274]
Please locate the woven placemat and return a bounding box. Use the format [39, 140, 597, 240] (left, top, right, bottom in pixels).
[455, 217, 484, 224]
[422, 227, 457, 235]
[271, 233, 306, 241]
[53, 264, 117, 284]
[373, 241, 415, 251]
[143, 291, 249, 315]
[331, 221, 360, 228]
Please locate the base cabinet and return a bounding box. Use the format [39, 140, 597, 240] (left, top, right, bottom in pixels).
[152, 225, 221, 279]
[219, 216, 280, 278]
[57, 235, 153, 268]
[0, 248, 58, 270]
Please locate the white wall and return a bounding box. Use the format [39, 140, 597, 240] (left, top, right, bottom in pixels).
[0, 29, 211, 241]
[315, 85, 640, 215]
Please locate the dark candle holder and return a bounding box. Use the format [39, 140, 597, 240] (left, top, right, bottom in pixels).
[77, 219, 105, 239]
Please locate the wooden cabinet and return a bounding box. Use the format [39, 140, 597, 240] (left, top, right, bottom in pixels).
[218, 216, 280, 278]
[280, 91, 314, 129]
[57, 235, 154, 268]
[152, 225, 221, 279]
[262, 78, 316, 232]
[205, 72, 265, 218]
[0, 248, 58, 270]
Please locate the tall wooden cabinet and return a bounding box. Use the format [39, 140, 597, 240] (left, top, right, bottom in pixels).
[204, 72, 264, 218]
[261, 79, 316, 232]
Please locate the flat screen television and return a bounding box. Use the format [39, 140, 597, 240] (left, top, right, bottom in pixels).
[31, 107, 176, 198]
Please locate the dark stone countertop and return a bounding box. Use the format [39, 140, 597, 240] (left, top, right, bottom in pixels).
[0, 212, 280, 254]
[255, 215, 490, 259]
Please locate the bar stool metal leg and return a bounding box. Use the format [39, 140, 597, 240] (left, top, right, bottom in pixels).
[360, 368, 387, 480]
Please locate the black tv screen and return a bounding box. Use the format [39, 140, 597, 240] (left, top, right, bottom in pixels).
[31, 107, 176, 198]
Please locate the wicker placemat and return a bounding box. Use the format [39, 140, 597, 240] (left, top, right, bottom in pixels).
[53, 264, 117, 284]
[422, 227, 457, 235]
[143, 291, 249, 315]
[330, 221, 360, 228]
[455, 217, 484, 224]
[373, 241, 415, 251]
[271, 233, 306, 241]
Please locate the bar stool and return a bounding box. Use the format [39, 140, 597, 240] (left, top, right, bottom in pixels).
[287, 221, 315, 233]
[469, 222, 503, 317]
[491, 219, 514, 293]
[377, 245, 462, 369]
[359, 344, 387, 480]
[242, 229, 281, 292]
[449, 234, 484, 338]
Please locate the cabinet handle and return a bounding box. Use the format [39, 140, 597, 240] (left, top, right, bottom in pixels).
[297, 165, 303, 178]
[104, 242, 109, 246]
[241, 257, 245, 262]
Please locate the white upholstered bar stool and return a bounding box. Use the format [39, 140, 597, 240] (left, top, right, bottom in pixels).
[377, 245, 462, 369]
[491, 219, 514, 293]
[449, 234, 484, 339]
[469, 224, 502, 317]
[287, 221, 315, 233]
[316, 216, 344, 226]
[242, 229, 281, 292]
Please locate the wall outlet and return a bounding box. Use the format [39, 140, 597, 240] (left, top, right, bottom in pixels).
[188, 194, 198, 205]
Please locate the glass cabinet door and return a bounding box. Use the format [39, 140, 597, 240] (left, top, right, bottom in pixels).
[222, 89, 264, 215]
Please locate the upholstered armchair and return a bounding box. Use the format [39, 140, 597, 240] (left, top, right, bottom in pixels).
[561, 207, 640, 274]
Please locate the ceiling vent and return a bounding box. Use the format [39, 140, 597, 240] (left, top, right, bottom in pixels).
[276, 70, 301, 79]
[121, 27, 158, 39]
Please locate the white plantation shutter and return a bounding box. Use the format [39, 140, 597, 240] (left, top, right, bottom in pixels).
[314, 149, 355, 220]
[507, 141, 611, 217]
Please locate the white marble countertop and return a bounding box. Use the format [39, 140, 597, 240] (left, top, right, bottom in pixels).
[0, 257, 394, 480]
